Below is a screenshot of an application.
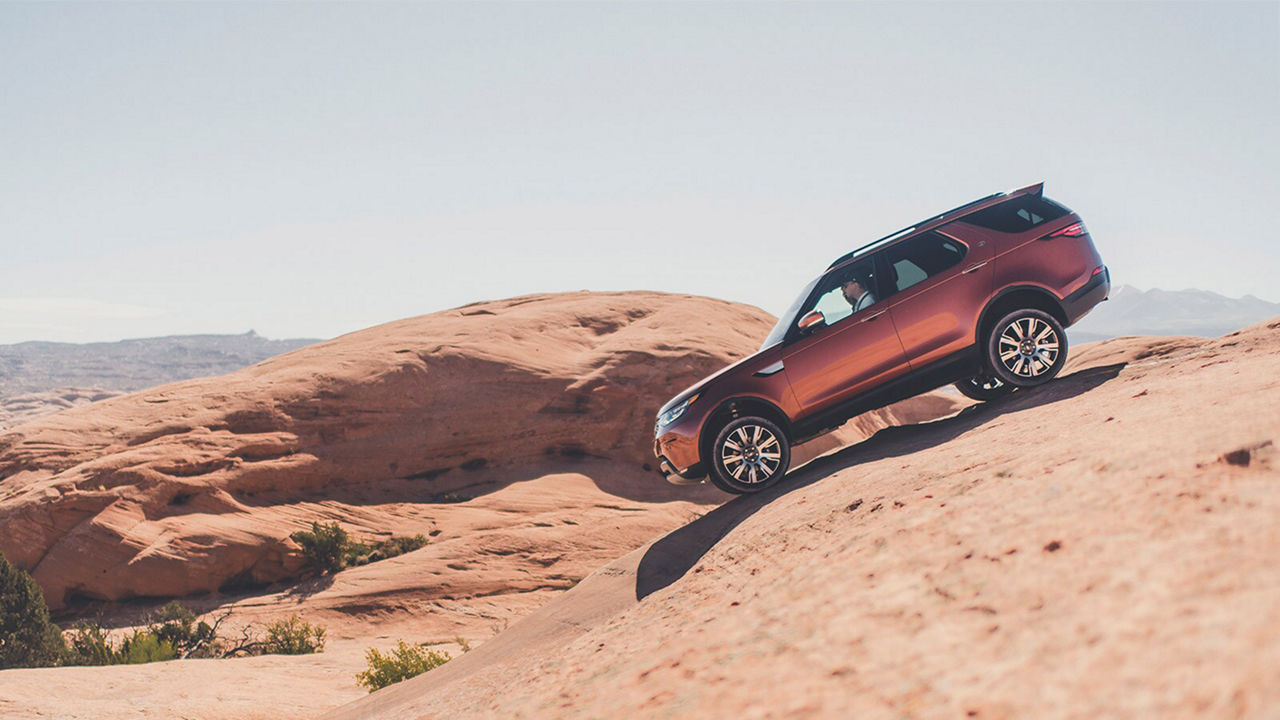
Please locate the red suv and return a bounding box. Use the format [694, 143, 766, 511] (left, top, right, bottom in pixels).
[654, 183, 1109, 493]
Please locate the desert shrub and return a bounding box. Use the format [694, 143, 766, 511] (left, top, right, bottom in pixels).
[291, 521, 350, 573]
[292, 521, 429, 573]
[58, 602, 326, 664]
[261, 614, 326, 655]
[346, 534, 429, 567]
[356, 641, 451, 692]
[66, 622, 117, 665]
[150, 601, 218, 658]
[0, 552, 66, 669]
[118, 629, 177, 664]
[63, 602, 219, 665]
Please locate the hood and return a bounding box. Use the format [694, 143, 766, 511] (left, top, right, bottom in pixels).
[657, 343, 783, 415]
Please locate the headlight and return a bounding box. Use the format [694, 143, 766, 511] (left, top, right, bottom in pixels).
[656, 393, 700, 432]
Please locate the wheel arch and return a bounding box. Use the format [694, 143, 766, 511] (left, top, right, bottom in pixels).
[975, 286, 1068, 355]
[697, 396, 793, 471]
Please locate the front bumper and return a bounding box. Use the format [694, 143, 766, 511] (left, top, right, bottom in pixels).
[654, 414, 707, 484]
[656, 456, 707, 485]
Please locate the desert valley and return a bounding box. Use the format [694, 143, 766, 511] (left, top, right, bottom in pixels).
[0, 291, 1277, 719]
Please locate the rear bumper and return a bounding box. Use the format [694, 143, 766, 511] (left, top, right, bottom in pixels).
[1063, 266, 1110, 325]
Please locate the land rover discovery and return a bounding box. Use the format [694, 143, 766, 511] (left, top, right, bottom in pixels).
[653, 182, 1109, 493]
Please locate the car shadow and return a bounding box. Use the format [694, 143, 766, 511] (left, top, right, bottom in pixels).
[634, 362, 1127, 600]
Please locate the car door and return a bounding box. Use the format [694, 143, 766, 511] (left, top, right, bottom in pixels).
[879, 229, 993, 368]
[781, 256, 910, 418]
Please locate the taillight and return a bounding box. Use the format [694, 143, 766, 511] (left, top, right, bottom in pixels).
[1048, 222, 1087, 238]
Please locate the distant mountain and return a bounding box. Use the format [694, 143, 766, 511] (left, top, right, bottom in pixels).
[0, 331, 321, 398]
[1069, 285, 1280, 343]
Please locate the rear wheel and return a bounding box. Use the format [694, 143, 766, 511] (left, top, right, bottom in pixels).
[954, 374, 1014, 401]
[708, 416, 791, 494]
[986, 309, 1068, 388]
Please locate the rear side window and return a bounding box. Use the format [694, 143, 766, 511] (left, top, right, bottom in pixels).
[882, 231, 967, 293]
[960, 195, 1068, 233]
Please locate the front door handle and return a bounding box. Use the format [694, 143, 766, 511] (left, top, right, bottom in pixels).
[860, 310, 886, 323]
[962, 262, 989, 274]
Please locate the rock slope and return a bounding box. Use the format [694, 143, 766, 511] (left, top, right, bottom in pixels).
[325, 318, 1280, 720]
[0, 292, 776, 609]
[0, 291, 964, 720]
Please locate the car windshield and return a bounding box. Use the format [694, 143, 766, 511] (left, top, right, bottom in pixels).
[759, 276, 821, 350]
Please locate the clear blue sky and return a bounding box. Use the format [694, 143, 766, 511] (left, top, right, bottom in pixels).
[2, 1, 1276, 343]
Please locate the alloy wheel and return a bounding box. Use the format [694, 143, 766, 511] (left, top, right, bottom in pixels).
[720, 423, 782, 484]
[997, 317, 1060, 378]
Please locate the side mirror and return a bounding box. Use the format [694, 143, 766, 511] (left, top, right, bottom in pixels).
[797, 310, 826, 334]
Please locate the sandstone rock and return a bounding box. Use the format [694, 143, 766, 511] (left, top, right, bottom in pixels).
[0, 292, 776, 608]
[322, 318, 1280, 720]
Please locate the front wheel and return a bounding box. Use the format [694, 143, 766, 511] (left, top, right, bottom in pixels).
[986, 309, 1068, 388]
[708, 416, 791, 494]
[954, 374, 1014, 401]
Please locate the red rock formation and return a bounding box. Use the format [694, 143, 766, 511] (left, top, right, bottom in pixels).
[0, 292, 783, 608]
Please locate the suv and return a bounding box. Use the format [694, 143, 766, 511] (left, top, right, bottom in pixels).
[654, 182, 1109, 494]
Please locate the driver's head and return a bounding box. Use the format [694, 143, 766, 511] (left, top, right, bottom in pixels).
[841, 274, 868, 305]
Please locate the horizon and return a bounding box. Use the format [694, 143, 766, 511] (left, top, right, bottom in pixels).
[3, 2, 1277, 344]
[0, 282, 1274, 346]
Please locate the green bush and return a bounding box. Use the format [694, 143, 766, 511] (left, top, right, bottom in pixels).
[0, 552, 66, 669]
[292, 521, 429, 573]
[356, 640, 451, 692]
[346, 534, 429, 567]
[149, 600, 216, 658]
[261, 614, 326, 655]
[66, 622, 116, 666]
[118, 630, 177, 664]
[63, 601, 218, 665]
[58, 602, 327, 664]
[291, 521, 351, 573]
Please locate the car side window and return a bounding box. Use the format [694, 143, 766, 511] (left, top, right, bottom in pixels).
[797, 258, 880, 328]
[882, 231, 967, 294]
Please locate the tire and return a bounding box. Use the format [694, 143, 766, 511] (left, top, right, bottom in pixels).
[708, 416, 791, 494]
[986, 309, 1068, 388]
[954, 374, 1014, 401]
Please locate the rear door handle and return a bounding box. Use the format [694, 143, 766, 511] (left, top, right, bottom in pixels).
[962, 262, 989, 274]
[860, 310, 886, 323]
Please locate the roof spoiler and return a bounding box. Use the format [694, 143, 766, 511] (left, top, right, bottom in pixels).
[1009, 181, 1045, 197]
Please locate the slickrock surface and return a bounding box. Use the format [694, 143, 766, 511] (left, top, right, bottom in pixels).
[325, 319, 1280, 720]
[0, 292, 763, 609]
[0, 291, 966, 720]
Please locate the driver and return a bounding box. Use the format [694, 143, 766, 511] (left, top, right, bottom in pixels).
[841, 272, 877, 312]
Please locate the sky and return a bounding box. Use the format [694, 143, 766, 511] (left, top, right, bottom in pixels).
[1, 1, 1277, 344]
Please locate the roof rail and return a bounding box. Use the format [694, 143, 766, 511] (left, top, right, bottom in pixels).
[825, 182, 1044, 270]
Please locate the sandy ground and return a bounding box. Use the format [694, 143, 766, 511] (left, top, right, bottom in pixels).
[323, 320, 1280, 720]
